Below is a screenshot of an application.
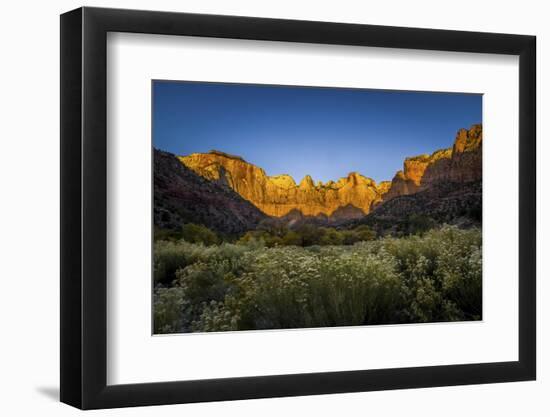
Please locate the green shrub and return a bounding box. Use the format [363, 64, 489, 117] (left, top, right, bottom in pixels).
[341, 225, 376, 245]
[404, 214, 436, 236]
[154, 226, 182, 242]
[181, 223, 219, 245]
[282, 230, 303, 246]
[153, 226, 482, 333]
[381, 226, 481, 322]
[236, 224, 377, 247]
[153, 286, 187, 333]
[153, 240, 191, 285]
[319, 228, 344, 245]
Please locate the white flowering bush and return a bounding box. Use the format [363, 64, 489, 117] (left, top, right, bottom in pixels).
[153, 226, 482, 333]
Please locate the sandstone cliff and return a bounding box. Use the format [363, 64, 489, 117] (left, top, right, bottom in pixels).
[179, 153, 388, 217]
[174, 124, 481, 221]
[383, 124, 482, 201]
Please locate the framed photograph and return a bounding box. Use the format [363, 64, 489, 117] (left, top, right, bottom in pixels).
[60, 6, 536, 409]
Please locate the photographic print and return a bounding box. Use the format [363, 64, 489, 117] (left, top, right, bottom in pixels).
[153, 81, 482, 334]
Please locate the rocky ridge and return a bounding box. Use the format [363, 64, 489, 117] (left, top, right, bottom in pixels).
[154, 150, 267, 235]
[174, 124, 482, 221]
[179, 154, 386, 217]
[383, 124, 482, 201]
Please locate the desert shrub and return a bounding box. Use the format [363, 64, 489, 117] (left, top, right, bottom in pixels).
[438, 240, 482, 319]
[153, 240, 192, 285]
[237, 224, 377, 247]
[382, 226, 481, 321]
[192, 246, 402, 331]
[154, 226, 182, 242]
[153, 286, 187, 333]
[403, 214, 436, 236]
[282, 230, 303, 246]
[153, 226, 482, 333]
[237, 230, 283, 247]
[237, 230, 261, 245]
[319, 228, 344, 245]
[172, 260, 233, 328]
[304, 250, 402, 326]
[341, 225, 376, 245]
[154, 240, 250, 285]
[181, 223, 219, 245]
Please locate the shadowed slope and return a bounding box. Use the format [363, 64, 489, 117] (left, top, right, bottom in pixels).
[154, 149, 267, 235]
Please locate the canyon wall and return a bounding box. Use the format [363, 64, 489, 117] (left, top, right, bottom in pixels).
[154, 150, 267, 235]
[180, 151, 386, 217]
[177, 124, 482, 219]
[382, 124, 482, 201]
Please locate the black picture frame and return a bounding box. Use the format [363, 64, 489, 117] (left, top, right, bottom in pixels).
[60, 6, 536, 410]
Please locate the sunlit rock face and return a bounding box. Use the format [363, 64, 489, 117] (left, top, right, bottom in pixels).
[449, 124, 483, 183]
[179, 152, 387, 217]
[383, 124, 482, 201]
[177, 124, 482, 219]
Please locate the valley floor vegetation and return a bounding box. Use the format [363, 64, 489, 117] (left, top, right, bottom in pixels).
[153, 224, 482, 333]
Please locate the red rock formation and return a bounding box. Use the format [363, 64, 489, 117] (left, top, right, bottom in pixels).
[180, 152, 387, 217]
[177, 124, 482, 219]
[383, 124, 482, 201]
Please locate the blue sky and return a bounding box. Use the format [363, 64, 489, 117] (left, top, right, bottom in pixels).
[153, 81, 481, 184]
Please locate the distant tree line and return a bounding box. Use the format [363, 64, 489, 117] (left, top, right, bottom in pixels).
[155, 222, 377, 247]
[154, 213, 442, 246]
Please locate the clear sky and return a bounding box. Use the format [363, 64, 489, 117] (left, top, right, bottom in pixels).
[153, 81, 481, 184]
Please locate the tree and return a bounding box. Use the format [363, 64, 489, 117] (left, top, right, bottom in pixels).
[282, 230, 303, 246]
[319, 228, 344, 245]
[353, 225, 376, 241]
[406, 214, 435, 235]
[181, 223, 219, 245]
[295, 224, 323, 246]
